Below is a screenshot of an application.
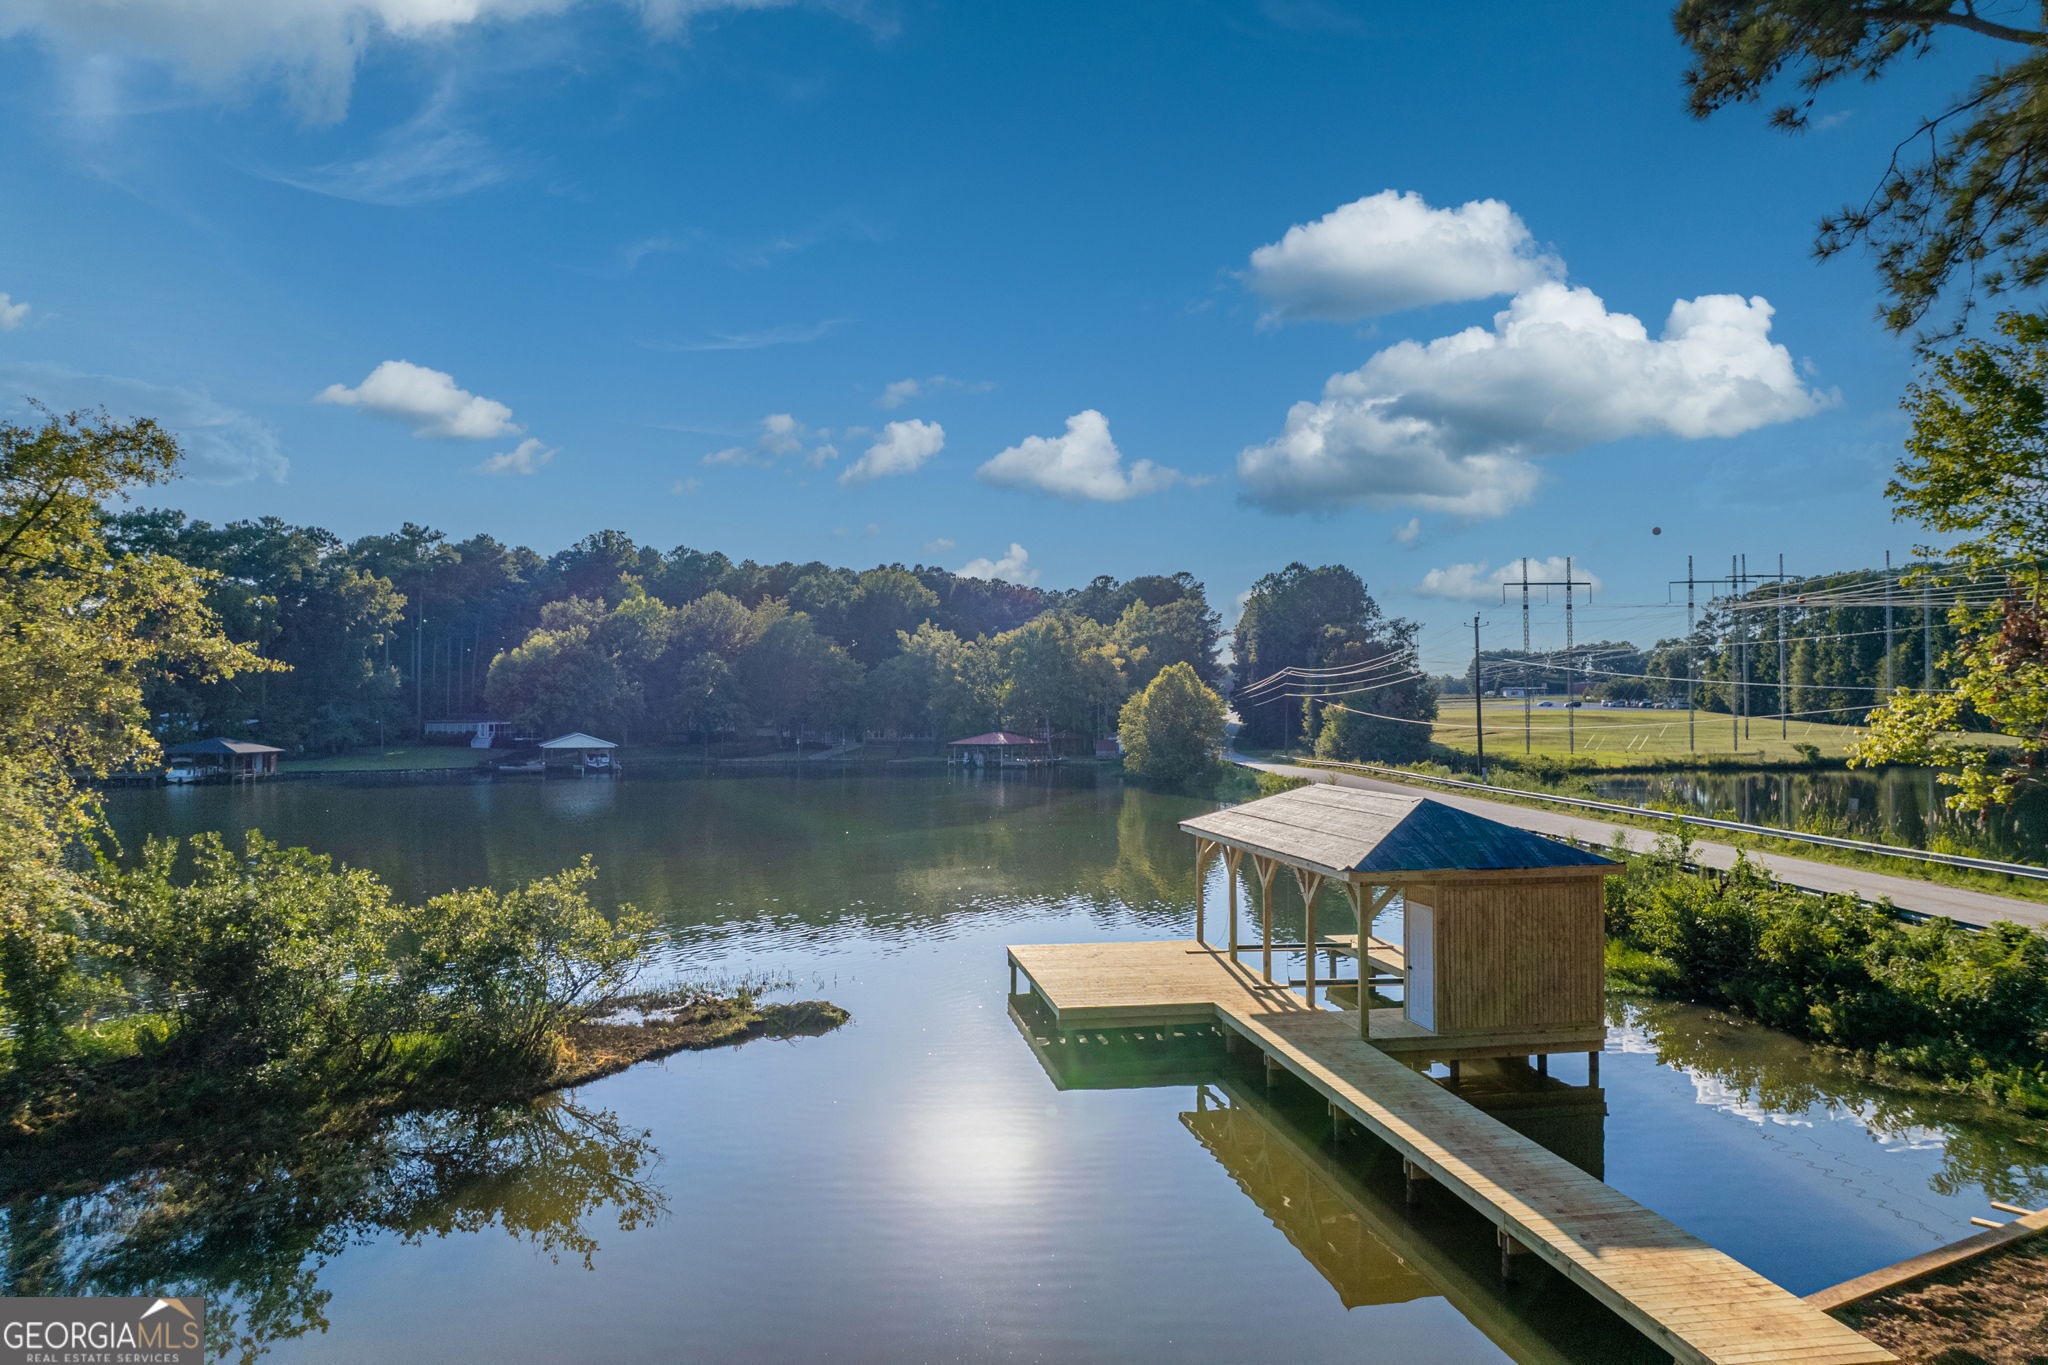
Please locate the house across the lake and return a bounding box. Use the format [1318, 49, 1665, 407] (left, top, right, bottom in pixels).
[166, 737, 284, 781]
[423, 716, 514, 748]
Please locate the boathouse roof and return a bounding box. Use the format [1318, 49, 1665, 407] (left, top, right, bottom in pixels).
[538, 732, 618, 749]
[168, 737, 284, 755]
[1179, 783, 1614, 880]
[948, 731, 1042, 747]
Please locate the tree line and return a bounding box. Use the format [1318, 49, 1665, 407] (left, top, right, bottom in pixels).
[108, 513, 1230, 751]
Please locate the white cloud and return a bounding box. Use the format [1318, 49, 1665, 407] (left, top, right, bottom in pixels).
[977, 410, 1182, 502]
[922, 536, 954, 554]
[671, 476, 702, 495]
[840, 418, 943, 484]
[0, 360, 286, 484]
[1391, 517, 1421, 547]
[1238, 282, 1835, 518]
[701, 412, 837, 468]
[956, 541, 1038, 585]
[272, 96, 508, 206]
[648, 319, 847, 352]
[317, 359, 520, 439]
[874, 374, 995, 409]
[475, 436, 554, 475]
[0, 294, 31, 331]
[1416, 555, 1603, 601]
[0, 0, 824, 124]
[1245, 190, 1561, 324]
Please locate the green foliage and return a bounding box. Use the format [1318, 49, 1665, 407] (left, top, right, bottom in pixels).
[1675, 1, 2048, 339]
[0, 409, 272, 1073]
[1853, 310, 2048, 808]
[1607, 839, 2048, 1111]
[407, 860, 654, 1069]
[1231, 562, 1431, 753]
[1255, 770, 1310, 797]
[10, 833, 653, 1088]
[1118, 662, 1226, 784]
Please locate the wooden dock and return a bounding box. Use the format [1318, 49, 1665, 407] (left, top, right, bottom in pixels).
[1008, 940, 1895, 1365]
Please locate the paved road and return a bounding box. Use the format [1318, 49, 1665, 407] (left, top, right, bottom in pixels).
[1234, 754, 2048, 932]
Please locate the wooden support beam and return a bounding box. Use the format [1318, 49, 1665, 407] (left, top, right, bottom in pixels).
[1252, 855, 1279, 983]
[1223, 847, 1243, 954]
[1402, 1157, 1431, 1206]
[1498, 1227, 1532, 1283]
[1192, 837, 1214, 948]
[1293, 867, 1323, 1008]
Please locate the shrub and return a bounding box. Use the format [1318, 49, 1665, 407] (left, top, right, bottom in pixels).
[1118, 662, 1226, 785]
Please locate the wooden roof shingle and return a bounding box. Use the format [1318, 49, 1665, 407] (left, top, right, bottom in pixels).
[1179, 783, 1616, 879]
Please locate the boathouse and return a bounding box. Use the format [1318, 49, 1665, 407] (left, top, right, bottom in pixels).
[166, 737, 283, 779]
[537, 732, 618, 769]
[948, 731, 1047, 765]
[1179, 783, 1618, 1062]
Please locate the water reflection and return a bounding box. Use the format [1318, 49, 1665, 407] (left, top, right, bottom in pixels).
[0, 1097, 664, 1363]
[1008, 994, 1646, 1363]
[1613, 999, 2048, 1205]
[1592, 766, 2048, 859]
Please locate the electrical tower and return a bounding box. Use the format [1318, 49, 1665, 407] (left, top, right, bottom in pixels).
[1503, 557, 1593, 753]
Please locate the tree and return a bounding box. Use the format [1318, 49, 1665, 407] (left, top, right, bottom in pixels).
[0, 408, 270, 1067]
[1676, 0, 2048, 339]
[994, 612, 1126, 738]
[1118, 662, 1226, 784]
[1232, 563, 1424, 751]
[734, 609, 863, 744]
[1854, 310, 2048, 806]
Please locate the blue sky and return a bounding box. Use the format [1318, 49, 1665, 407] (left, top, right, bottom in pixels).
[0, 0, 1991, 669]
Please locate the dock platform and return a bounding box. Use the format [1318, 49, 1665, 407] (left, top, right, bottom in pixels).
[1007, 939, 1894, 1365]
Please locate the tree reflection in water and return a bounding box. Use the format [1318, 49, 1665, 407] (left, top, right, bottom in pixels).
[1615, 998, 2048, 1204]
[0, 1096, 664, 1362]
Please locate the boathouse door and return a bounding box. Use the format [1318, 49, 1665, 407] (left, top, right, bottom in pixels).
[1405, 897, 1435, 1032]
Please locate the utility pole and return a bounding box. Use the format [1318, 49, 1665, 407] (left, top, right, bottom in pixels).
[1778, 553, 1789, 741]
[1731, 555, 1741, 751]
[1673, 557, 1786, 755]
[1504, 558, 1593, 753]
[1471, 614, 1486, 777]
[1520, 556, 1532, 754]
[1884, 550, 1895, 697]
[1923, 573, 1935, 692]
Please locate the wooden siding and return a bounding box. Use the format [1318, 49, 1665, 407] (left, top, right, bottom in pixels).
[1429, 877, 1606, 1035]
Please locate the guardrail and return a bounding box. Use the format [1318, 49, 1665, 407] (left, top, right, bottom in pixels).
[1275, 758, 2048, 885]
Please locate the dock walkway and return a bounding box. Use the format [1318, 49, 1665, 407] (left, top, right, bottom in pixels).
[1008, 940, 1895, 1365]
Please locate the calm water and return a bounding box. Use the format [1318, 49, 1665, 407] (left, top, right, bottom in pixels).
[19, 770, 2047, 1362]
[1592, 765, 2048, 860]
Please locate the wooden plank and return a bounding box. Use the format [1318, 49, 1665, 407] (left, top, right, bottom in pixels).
[1006, 938, 1894, 1365]
[1806, 1205, 2048, 1312]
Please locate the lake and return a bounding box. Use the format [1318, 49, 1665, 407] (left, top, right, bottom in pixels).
[1591, 764, 2048, 860]
[27, 768, 2048, 1362]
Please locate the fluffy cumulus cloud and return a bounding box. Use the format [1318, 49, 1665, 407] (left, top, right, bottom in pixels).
[977, 410, 1181, 502]
[956, 541, 1037, 585]
[1416, 555, 1602, 601]
[840, 419, 943, 484]
[0, 360, 286, 484]
[1244, 190, 1561, 324]
[317, 359, 520, 439]
[475, 436, 554, 475]
[1238, 283, 1835, 518]
[701, 412, 837, 468]
[0, 0, 818, 123]
[0, 293, 31, 331]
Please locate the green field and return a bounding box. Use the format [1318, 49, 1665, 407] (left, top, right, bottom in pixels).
[1430, 700, 1878, 766]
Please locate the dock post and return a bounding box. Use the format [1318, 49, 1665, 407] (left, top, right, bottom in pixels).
[1403, 1159, 1431, 1206]
[1498, 1228, 1531, 1283]
[1193, 839, 1208, 948]
[1253, 857, 1278, 983]
[1008, 961, 1017, 996]
[1225, 848, 1241, 955]
[1293, 869, 1322, 1008]
[1536, 1053, 1547, 1076]
[1588, 1050, 1601, 1086]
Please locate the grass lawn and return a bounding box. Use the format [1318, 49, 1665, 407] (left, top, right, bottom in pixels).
[286, 745, 492, 772]
[1431, 701, 1885, 767]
